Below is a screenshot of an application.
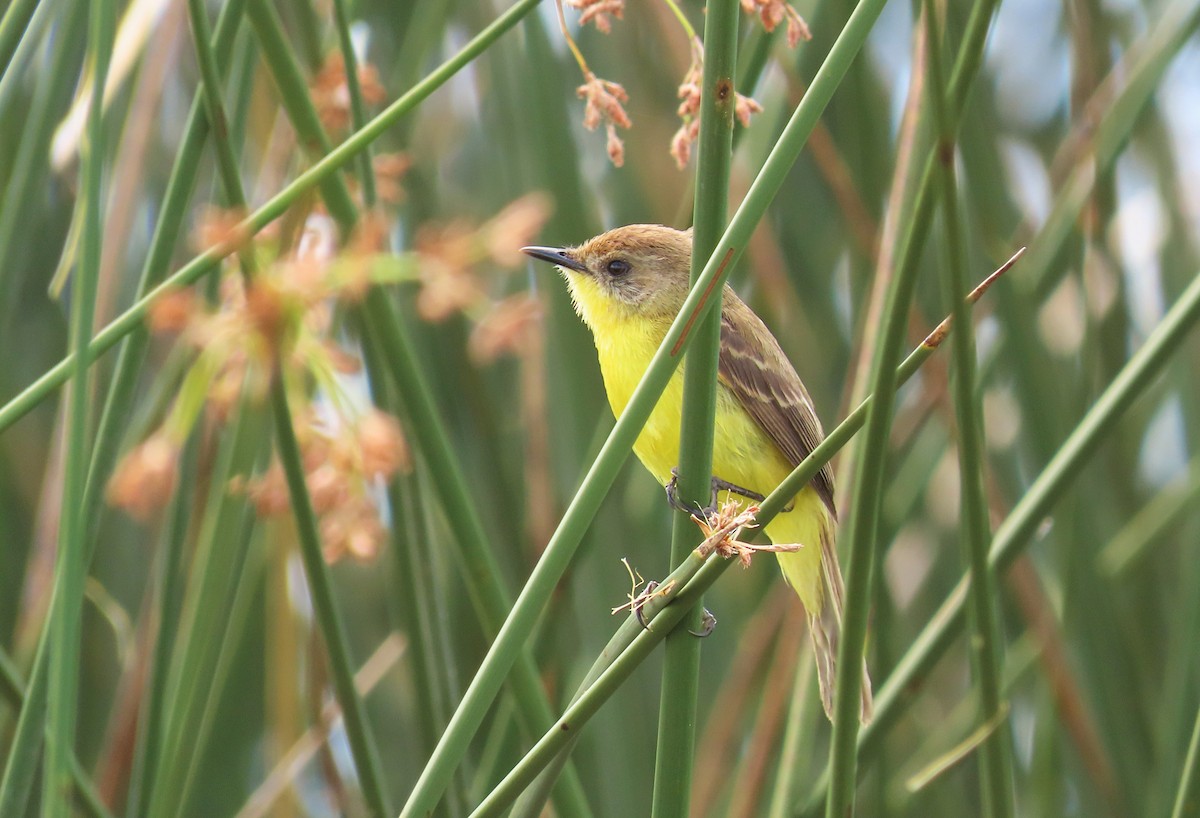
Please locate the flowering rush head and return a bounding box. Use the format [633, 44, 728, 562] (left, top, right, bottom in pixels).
[109, 195, 552, 562]
[557, 0, 805, 168]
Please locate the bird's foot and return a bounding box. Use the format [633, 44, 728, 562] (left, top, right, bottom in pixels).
[634, 580, 659, 631]
[666, 468, 766, 521]
[629, 581, 716, 638]
[710, 476, 766, 506]
[688, 607, 717, 638]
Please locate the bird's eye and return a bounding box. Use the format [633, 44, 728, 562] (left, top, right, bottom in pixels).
[605, 259, 631, 276]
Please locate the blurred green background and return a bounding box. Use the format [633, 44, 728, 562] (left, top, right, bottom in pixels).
[2, 0, 1200, 815]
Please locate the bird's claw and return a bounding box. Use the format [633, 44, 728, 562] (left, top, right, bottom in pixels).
[688, 607, 717, 638]
[664, 469, 693, 515]
[634, 581, 659, 631]
[709, 476, 766, 506]
[666, 468, 766, 521]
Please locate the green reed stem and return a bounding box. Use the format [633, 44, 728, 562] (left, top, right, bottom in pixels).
[269, 373, 392, 817]
[652, 0, 738, 814]
[925, 3, 1014, 815]
[43, 2, 111, 815]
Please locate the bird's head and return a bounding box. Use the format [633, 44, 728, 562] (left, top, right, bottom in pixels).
[522, 224, 694, 322]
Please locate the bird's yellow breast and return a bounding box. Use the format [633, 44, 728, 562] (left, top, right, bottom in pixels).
[571, 274, 790, 495]
[593, 315, 685, 486]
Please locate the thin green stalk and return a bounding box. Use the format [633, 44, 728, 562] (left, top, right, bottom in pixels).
[172, 515, 265, 815]
[767, 658, 818, 817]
[0, 1, 85, 329]
[246, 0, 357, 230]
[185, 0, 254, 252]
[0, 0, 543, 435]
[0, 0, 53, 113]
[363, 286, 590, 818]
[398, 0, 893, 812]
[184, 0, 232, 177]
[822, 1, 996, 812]
[351, 51, 594, 818]
[44, 1, 111, 814]
[0, 0, 39, 81]
[0, 636, 113, 818]
[329, 0, 376, 203]
[69, 756, 114, 818]
[1097, 453, 1200, 576]
[269, 373, 392, 817]
[360, 332, 471, 818]
[0, 619, 50, 814]
[125, 436, 199, 818]
[0, 4, 88, 810]
[359, 334, 446, 748]
[188, 3, 391, 809]
[181, 0, 265, 300]
[803, 264, 1200, 815]
[823, 124, 916, 818]
[926, 2, 1013, 815]
[652, 0, 738, 813]
[821, 0, 996, 804]
[146, 405, 268, 817]
[1172, 703, 1200, 818]
[78, 0, 251, 528]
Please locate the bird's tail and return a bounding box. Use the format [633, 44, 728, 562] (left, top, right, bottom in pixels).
[811, 514, 873, 723]
[772, 495, 873, 723]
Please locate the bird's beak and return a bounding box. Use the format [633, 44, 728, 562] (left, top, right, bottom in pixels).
[521, 245, 587, 274]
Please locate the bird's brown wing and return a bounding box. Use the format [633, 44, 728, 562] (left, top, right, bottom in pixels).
[717, 297, 836, 517]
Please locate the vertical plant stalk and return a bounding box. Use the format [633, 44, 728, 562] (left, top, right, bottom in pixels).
[269, 373, 392, 817]
[0, 0, 40, 81]
[0, 13, 96, 815]
[0, 614, 110, 817]
[767, 658, 818, 817]
[187, 2, 391, 811]
[925, 2, 1014, 815]
[144, 403, 269, 817]
[79, 0, 251, 525]
[328, 0, 375, 203]
[248, 3, 592, 811]
[822, 0, 997, 813]
[822, 138, 914, 818]
[44, 1, 111, 815]
[1172, 703, 1200, 818]
[185, 0, 258, 275]
[652, 1, 739, 814]
[245, 0, 357, 228]
[819, 4, 989, 814]
[0, 0, 84, 330]
[124, 437, 199, 818]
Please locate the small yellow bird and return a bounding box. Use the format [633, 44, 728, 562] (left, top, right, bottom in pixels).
[524, 224, 871, 721]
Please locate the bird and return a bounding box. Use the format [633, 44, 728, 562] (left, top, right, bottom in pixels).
[523, 223, 872, 722]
